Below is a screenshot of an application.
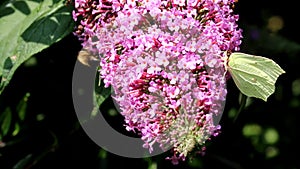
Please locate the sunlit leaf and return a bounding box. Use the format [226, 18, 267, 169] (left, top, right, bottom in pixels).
[0, 0, 74, 94]
[12, 122, 20, 136]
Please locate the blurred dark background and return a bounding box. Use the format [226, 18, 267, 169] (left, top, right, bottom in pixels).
[0, 0, 299, 169]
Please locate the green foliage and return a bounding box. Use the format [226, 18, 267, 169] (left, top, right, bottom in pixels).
[91, 68, 112, 118]
[0, 107, 12, 139]
[0, 92, 30, 140]
[0, 0, 74, 94]
[16, 92, 30, 121]
[13, 154, 33, 169]
[242, 124, 280, 159]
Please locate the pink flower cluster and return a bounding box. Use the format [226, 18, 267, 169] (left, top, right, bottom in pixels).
[73, 0, 242, 164]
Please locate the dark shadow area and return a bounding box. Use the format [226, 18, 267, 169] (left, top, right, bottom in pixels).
[0, 7, 14, 18]
[21, 5, 74, 45]
[13, 1, 31, 15]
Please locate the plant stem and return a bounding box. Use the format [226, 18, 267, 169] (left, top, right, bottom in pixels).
[233, 93, 247, 123]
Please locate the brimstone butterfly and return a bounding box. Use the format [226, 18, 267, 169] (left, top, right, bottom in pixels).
[225, 52, 285, 101]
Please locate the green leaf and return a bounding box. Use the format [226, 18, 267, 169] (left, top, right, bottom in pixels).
[0, 107, 12, 137]
[226, 52, 285, 101]
[16, 92, 30, 121]
[12, 122, 20, 136]
[13, 154, 33, 169]
[91, 68, 111, 117]
[0, 0, 75, 94]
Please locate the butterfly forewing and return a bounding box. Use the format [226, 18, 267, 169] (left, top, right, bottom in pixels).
[229, 53, 285, 84]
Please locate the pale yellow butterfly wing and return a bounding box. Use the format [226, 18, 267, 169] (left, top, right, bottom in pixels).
[227, 52, 285, 101]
